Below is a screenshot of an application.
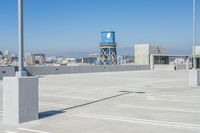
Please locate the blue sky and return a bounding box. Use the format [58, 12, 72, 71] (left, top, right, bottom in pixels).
[0, 0, 199, 57]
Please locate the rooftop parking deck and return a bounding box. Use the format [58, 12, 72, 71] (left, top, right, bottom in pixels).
[0, 70, 200, 133]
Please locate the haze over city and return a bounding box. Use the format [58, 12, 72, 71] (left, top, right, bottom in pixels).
[0, 0, 200, 57]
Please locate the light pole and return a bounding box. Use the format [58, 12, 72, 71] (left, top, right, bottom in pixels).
[193, 0, 196, 69]
[16, 0, 27, 76]
[189, 0, 200, 87]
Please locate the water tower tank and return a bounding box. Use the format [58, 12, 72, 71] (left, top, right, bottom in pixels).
[101, 31, 115, 45]
[99, 30, 117, 65]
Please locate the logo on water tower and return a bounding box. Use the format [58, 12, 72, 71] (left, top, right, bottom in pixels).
[106, 33, 112, 40]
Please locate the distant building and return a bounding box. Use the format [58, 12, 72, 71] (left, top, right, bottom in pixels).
[65, 58, 76, 65]
[118, 56, 134, 65]
[0, 51, 3, 62]
[0, 50, 15, 66]
[34, 54, 45, 65]
[56, 57, 64, 65]
[45, 56, 57, 64]
[4, 50, 11, 63]
[88, 53, 98, 58]
[134, 44, 165, 65]
[10, 54, 18, 66]
[25, 53, 45, 66]
[76, 57, 97, 65]
[75, 53, 99, 65]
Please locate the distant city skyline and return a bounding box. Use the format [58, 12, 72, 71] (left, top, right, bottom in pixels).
[0, 0, 200, 57]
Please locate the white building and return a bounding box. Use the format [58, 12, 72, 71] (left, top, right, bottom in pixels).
[134, 44, 165, 65]
[45, 56, 57, 64]
[25, 53, 45, 66]
[4, 50, 11, 63]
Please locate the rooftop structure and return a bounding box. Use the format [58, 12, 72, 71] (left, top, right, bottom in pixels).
[134, 44, 165, 65]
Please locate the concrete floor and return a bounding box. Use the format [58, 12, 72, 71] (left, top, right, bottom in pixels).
[0, 70, 200, 133]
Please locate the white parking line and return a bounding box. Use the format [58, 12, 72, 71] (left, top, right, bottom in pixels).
[41, 94, 96, 101]
[144, 79, 176, 84]
[59, 90, 117, 95]
[4, 131, 17, 133]
[117, 104, 200, 113]
[127, 93, 200, 100]
[40, 87, 119, 95]
[128, 95, 200, 103]
[18, 127, 52, 133]
[147, 98, 200, 103]
[75, 113, 200, 130]
[0, 111, 3, 116]
[40, 102, 72, 108]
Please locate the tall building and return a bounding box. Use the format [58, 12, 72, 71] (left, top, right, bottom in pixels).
[99, 31, 117, 65]
[4, 50, 11, 63]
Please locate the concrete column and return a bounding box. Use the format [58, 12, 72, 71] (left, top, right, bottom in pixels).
[186, 57, 190, 70]
[150, 55, 154, 70]
[189, 69, 200, 87]
[3, 76, 38, 124]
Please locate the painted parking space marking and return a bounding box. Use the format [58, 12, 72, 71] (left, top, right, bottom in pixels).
[4, 131, 17, 133]
[40, 102, 72, 108]
[75, 113, 200, 130]
[18, 127, 52, 133]
[40, 94, 96, 101]
[117, 104, 200, 113]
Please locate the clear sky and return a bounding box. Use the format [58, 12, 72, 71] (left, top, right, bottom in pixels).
[0, 0, 199, 57]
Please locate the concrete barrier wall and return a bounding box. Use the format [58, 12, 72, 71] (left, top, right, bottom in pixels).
[0, 65, 150, 79]
[154, 64, 187, 71]
[0, 67, 15, 80]
[176, 64, 186, 70]
[25, 65, 150, 76]
[154, 65, 175, 70]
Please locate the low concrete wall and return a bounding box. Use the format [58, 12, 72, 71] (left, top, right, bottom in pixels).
[154, 65, 175, 70]
[176, 64, 186, 70]
[25, 65, 150, 76]
[0, 65, 150, 79]
[0, 67, 15, 80]
[154, 64, 187, 71]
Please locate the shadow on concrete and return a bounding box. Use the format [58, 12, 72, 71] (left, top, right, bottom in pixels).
[39, 91, 145, 119]
[39, 110, 65, 119]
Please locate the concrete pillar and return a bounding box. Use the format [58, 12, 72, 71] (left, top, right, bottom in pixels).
[3, 76, 38, 124]
[186, 57, 190, 70]
[150, 55, 154, 70]
[189, 69, 200, 87]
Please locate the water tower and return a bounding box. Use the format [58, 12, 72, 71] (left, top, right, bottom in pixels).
[99, 31, 117, 65]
